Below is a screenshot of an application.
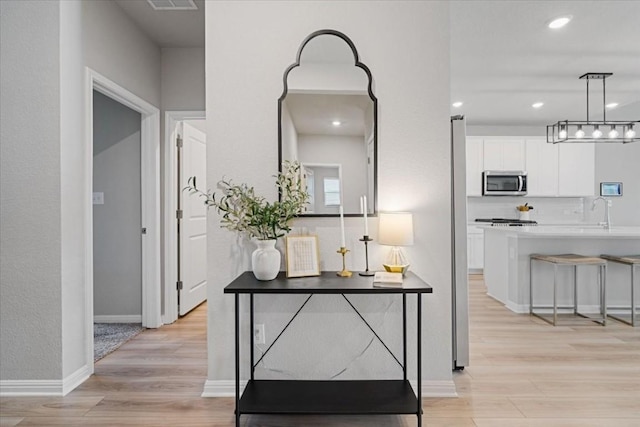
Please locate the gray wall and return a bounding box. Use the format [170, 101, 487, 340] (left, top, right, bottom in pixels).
[1, 0, 64, 381]
[205, 1, 453, 393]
[594, 142, 640, 226]
[1, 0, 162, 389]
[93, 91, 142, 318]
[161, 48, 206, 111]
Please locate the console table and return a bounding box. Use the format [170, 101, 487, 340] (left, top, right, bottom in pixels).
[224, 271, 433, 426]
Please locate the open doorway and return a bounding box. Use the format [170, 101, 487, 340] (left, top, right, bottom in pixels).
[85, 69, 162, 372]
[92, 91, 145, 361]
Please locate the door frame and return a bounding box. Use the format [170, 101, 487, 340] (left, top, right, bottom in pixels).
[85, 68, 162, 369]
[163, 111, 206, 324]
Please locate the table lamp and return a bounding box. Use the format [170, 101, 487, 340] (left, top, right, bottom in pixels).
[378, 212, 414, 275]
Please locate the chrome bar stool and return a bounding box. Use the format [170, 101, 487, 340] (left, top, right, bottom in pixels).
[601, 255, 640, 326]
[530, 254, 607, 326]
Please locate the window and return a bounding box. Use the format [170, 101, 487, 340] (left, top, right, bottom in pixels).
[324, 178, 341, 206]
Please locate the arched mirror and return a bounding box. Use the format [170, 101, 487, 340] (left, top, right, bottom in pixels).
[278, 29, 377, 217]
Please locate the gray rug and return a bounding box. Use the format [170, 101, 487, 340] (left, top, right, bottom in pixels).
[94, 323, 145, 362]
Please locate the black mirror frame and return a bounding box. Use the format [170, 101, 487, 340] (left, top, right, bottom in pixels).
[278, 29, 378, 218]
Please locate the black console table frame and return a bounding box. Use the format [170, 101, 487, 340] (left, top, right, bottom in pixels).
[224, 271, 433, 426]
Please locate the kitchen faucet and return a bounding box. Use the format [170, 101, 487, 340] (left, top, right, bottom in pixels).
[592, 197, 612, 229]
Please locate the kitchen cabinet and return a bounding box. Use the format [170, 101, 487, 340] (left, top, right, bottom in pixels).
[525, 138, 559, 196]
[466, 136, 595, 198]
[483, 139, 525, 171]
[558, 144, 595, 196]
[467, 226, 484, 271]
[466, 137, 484, 196]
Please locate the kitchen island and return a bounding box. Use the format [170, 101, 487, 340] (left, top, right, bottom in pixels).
[482, 226, 640, 313]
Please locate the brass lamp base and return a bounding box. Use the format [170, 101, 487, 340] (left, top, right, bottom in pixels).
[383, 263, 410, 275]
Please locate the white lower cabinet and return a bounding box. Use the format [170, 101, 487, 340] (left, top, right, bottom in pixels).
[467, 226, 484, 270]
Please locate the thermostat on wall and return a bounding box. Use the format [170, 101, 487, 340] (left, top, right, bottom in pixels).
[600, 182, 622, 197]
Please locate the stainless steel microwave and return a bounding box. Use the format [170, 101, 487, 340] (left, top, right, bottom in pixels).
[482, 171, 527, 196]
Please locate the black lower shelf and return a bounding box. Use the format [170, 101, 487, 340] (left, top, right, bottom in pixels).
[238, 380, 420, 415]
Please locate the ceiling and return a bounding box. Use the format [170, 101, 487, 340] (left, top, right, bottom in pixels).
[450, 0, 640, 126]
[115, 0, 640, 127]
[115, 0, 204, 47]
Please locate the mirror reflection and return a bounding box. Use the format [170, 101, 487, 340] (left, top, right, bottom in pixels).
[279, 30, 377, 216]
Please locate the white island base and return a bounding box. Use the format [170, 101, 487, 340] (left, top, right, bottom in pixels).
[483, 226, 640, 314]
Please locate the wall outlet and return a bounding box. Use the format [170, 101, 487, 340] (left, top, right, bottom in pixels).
[92, 192, 104, 205]
[254, 323, 265, 345]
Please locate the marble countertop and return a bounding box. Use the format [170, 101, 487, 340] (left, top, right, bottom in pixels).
[482, 225, 640, 238]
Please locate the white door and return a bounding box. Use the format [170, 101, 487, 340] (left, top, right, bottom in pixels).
[179, 122, 207, 315]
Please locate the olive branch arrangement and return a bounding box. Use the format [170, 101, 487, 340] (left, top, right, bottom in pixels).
[185, 161, 309, 240]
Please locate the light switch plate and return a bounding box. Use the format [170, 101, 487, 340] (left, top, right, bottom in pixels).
[92, 192, 104, 205]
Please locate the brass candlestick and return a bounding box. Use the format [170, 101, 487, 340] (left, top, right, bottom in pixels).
[337, 247, 352, 277]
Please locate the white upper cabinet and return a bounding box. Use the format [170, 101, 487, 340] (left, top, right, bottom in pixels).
[483, 139, 526, 171]
[466, 136, 595, 198]
[525, 138, 559, 196]
[558, 144, 595, 196]
[466, 137, 484, 196]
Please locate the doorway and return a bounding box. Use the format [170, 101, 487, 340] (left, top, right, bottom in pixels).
[85, 69, 162, 373]
[92, 91, 143, 325]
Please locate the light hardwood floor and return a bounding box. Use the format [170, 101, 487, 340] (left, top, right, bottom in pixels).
[2, 275, 639, 426]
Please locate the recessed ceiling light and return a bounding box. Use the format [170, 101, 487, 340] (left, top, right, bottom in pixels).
[332, 120, 342, 126]
[532, 102, 544, 109]
[452, 101, 463, 108]
[548, 15, 572, 29]
[606, 102, 619, 109]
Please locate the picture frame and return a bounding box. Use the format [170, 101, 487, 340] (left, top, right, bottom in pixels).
[285, 235, 321, 278]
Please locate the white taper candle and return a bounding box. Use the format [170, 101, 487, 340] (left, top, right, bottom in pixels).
[339, 205, 346, 247]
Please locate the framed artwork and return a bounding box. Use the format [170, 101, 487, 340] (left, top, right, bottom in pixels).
[285, 235, 320, 278]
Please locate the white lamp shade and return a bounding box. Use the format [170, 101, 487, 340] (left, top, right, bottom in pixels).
[378, 212, 414, 246]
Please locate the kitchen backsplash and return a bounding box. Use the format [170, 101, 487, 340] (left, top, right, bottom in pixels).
[467, 197, 598, 225]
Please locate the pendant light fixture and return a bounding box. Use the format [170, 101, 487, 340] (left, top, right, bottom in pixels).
[547, 73, 639, 144]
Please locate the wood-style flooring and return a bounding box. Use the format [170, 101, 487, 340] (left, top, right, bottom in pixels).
[2, 275, 639, 426]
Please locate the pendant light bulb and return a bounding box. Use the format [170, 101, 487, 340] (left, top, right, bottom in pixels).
[592, 125, 602, 139]
[575, 125, 585, 139]
[626, 126, 636, 139]
[608, 126, 619, 139]
[559, 126, 567, 139]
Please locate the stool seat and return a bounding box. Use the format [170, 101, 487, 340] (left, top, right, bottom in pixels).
[531, 253, 607, 265]
[601, 254, 640, 265]
[530, 253, 606, 326]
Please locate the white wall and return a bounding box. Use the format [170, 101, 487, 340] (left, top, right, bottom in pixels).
[205, 1, 452, 394]
[298, 134, 367, 213]
[93, 91, 142, 318]
[280, 102, 298, 162]
[594, 142, 640, 226]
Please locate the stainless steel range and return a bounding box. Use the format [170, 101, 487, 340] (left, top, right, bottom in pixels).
[475, 218, 538, 226]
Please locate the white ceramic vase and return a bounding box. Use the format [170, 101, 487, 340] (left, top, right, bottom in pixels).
[251, 239, 281, 281]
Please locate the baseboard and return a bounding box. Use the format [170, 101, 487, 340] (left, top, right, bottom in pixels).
[505, 301, 529, 314]
[201, 379, 457, 398]
[202, 379, 247, 397]
[94, 315, 142, 323]
[62, 364, 92, 395]
[0, 364, 91, 396]
[412, 380, 458, 397]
